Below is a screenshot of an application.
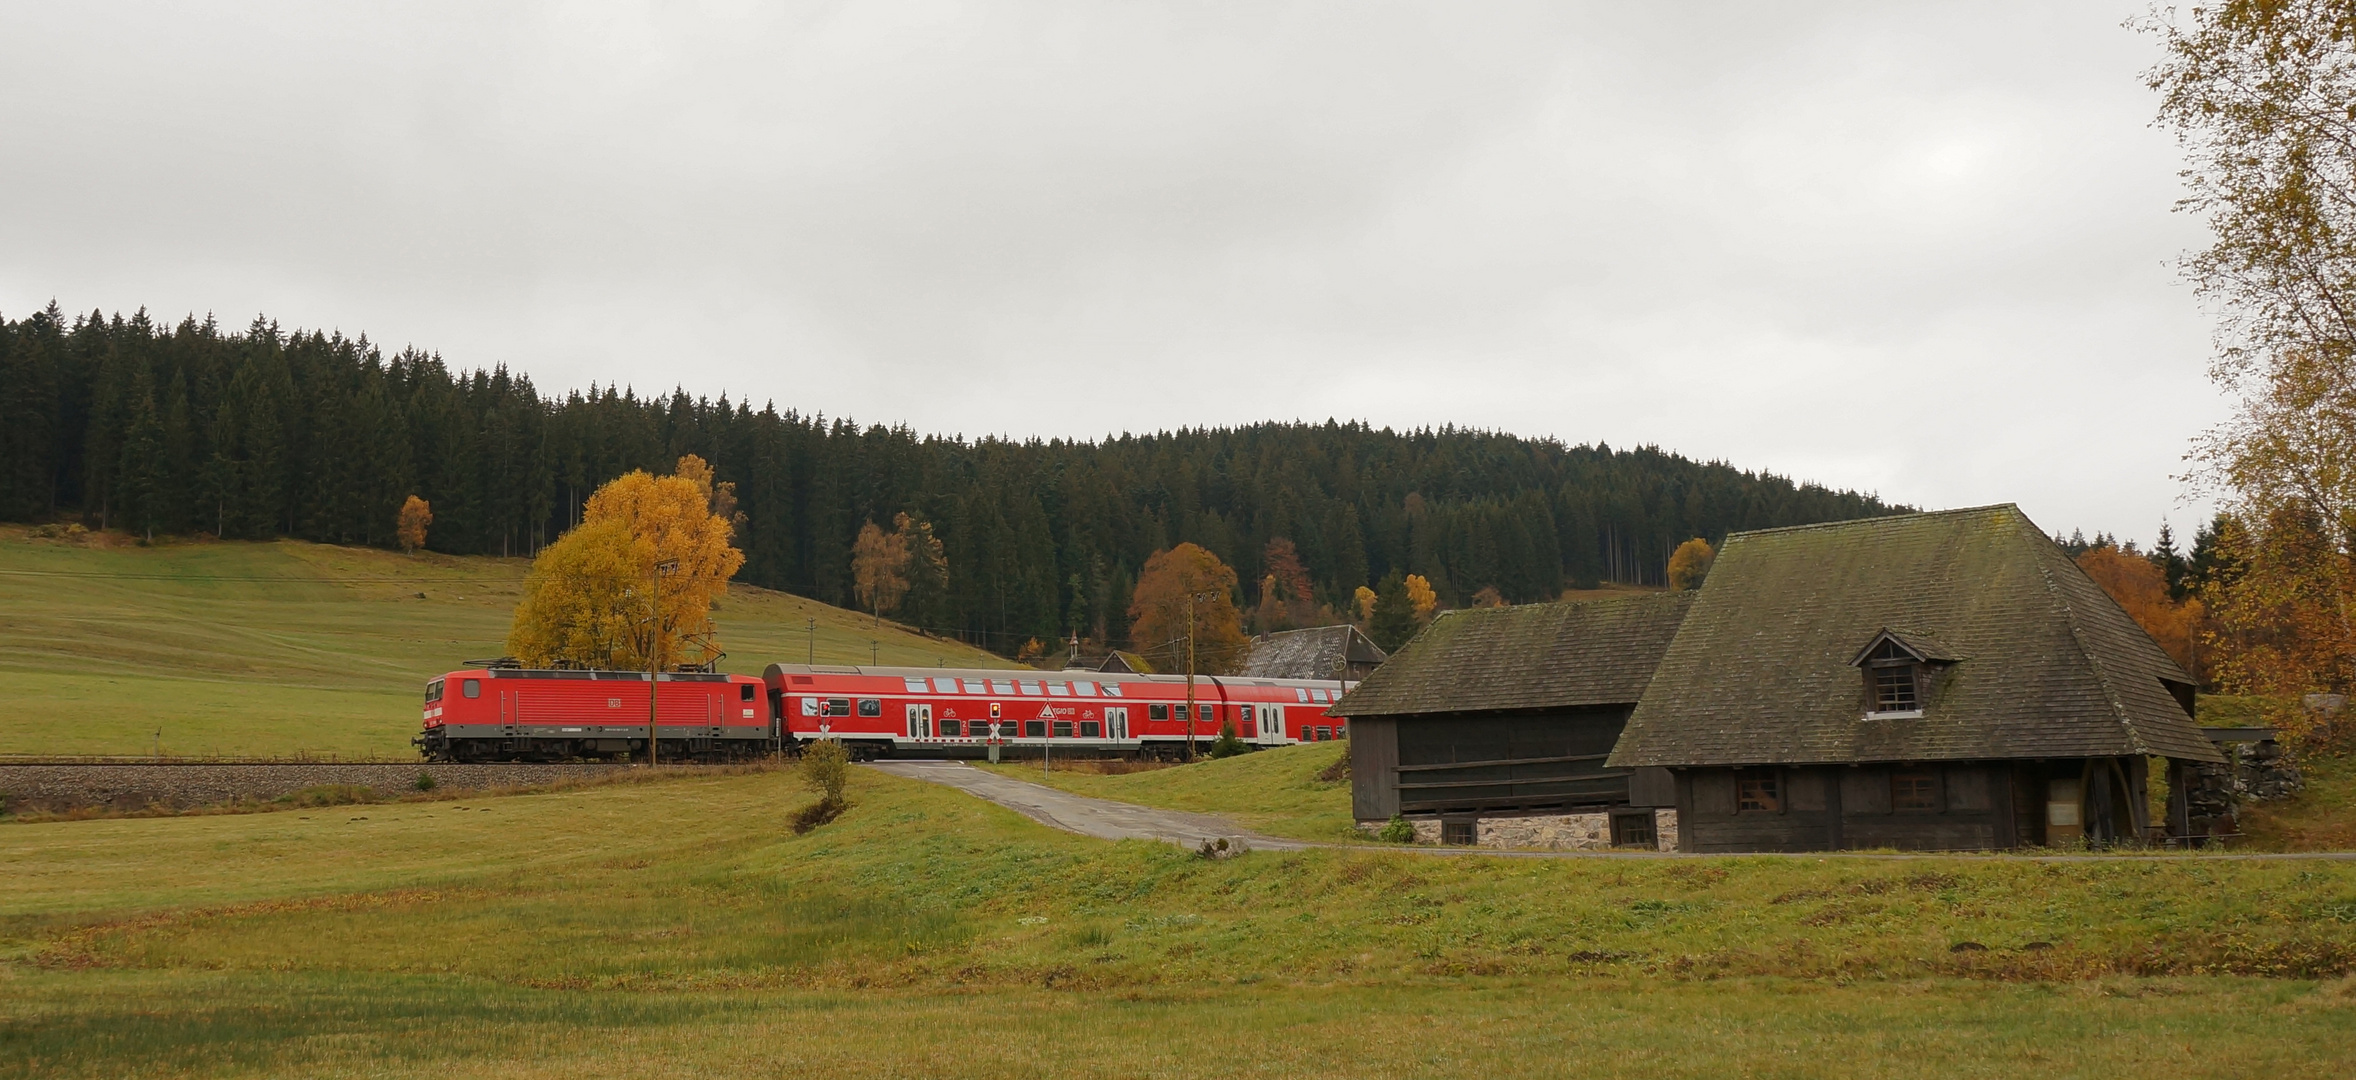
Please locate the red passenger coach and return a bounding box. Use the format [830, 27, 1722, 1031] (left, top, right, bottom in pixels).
[762, 663, 1351, 760]
[416, 667, 775, 762]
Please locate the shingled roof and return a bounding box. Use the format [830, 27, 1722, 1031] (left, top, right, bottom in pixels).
[1239, 625, 1386, 681]
[1331, 592, 1695, 718]
[1608, 505, 2225, 767]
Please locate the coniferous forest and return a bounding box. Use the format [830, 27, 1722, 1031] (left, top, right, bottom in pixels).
[0, 304, 1904, 653]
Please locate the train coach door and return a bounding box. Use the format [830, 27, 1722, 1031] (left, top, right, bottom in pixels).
[1106, 707, 1128, 742]
[1261, 705, 1284, 746]
[906, 704, 932, 739]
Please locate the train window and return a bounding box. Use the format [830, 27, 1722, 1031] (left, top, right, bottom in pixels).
[740, 684, 755, 701]
[1317, 727, 1333, 741]
[1238, 704, 1253, 722]
[822, 698, 851, 717]
[962, 679, 988, 694]
[461, 680, 480, 699]
[1019, 681, 1043, 696]
[1311, 689, 1331, 703]
[1294, 688, 1310, 702]
[933, 677, 958, 694]
[1102, 683, 1123, 697]
[938, 719, 962, 737]
[1198, 705, 1214, 722]
[1052, 720, 1074, 738]
[857, 699, 882, 718]
[426, 679, 444, 703]
[991, 680, 1015, 695]
[1148, 704, 1169, 721]
[1046, 682, 1071, 697]
[1023, 720, 1047, 737]
[1079, 721, 1101, 737]
[1073, 681, 1098, 696]
[904, 678, 931, 693]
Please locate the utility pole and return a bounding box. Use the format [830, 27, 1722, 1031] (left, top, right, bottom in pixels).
[806, 618, 816, 665]
[647, 559, 679, 766]
[870, 640, 879, 666]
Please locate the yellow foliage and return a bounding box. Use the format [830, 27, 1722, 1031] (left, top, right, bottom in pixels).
[1128, 543, 1248, 675]
[506, 455, 745, 670]
[1668, 538, 1715, 591]
[852, 520, 909, 626]
[396, 495, 432, 555]
[1405, 574, 1437, 621]
[1355, 585, 1377, 622]
[2076, 546, 2204, 679]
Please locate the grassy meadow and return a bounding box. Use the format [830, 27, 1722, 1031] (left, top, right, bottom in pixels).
[0, 526, 1010, 758]
[6, 763, 2356, 1076]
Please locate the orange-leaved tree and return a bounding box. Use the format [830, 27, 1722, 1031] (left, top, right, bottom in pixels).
[851, 519, 910, 627]
[397, 495, 432, 555]
[2076, 544, 2205, 679]
[1668, 537, 1714, 591]
[507, 454, 746, 670]
[1405, 574, 1437, 621]
[1128, 542, 1247, 675]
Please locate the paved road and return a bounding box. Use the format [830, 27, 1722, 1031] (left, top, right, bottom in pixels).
[865, 760, 1310, 851]
[868, 760, 2356, 862]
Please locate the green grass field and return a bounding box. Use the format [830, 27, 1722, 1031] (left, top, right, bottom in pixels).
[5, 764, 2356, 1077]
[0, 526, 1011, 758]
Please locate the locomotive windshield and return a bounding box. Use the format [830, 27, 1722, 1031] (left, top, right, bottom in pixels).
[426, 679, 443, 703]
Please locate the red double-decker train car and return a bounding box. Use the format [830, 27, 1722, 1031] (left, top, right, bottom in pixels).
[762, 663, 1351, 760]
[416, 667, 774, 762]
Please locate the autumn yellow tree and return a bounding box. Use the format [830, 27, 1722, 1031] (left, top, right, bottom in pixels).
[507, 455, 746, 670]
[396, 495, 432, 555]
[2076, 545, 2205, 679]
[1128, 543, 1247, 676]
[1667, 538, 1715, 591]
[1405, 573, 1437, 621]
[1354, 585, 1378, 623]
[851, 519, 910, 627]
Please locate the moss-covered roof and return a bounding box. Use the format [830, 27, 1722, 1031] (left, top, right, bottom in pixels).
[1330, 592, 1695, 717]
[1608, 505, 2226, 767]
[1239, 625, 1387, 680]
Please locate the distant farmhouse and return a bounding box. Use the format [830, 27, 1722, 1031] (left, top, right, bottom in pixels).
[1335, 505, 2229, 852]
[1238, 625, 1388, 683]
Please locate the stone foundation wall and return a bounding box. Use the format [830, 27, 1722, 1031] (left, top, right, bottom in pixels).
[1380, 809, 1680, 852]
[0, 762, 654, 813]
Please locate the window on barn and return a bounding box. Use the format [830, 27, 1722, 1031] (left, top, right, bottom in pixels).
[1892, 771, 1938, 811]
[1736, 774, 1781, 813]
[1441, 819, 1476, 845]
[1859, 637, 1925, 715]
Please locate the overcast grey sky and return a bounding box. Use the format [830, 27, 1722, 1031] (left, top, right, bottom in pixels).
[0, 1, 2221, 544]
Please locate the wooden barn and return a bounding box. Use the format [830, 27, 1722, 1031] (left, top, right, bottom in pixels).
[1607, 505, 2227, 852]
[1238, 625, 1388, 683]
[1332, 593, 1694, 850]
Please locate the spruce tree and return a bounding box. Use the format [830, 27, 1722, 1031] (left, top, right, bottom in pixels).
[115, 373, 164, 542]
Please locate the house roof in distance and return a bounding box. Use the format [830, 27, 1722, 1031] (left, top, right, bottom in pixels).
[1238, 625, 1386, 681]
[1608, 504, 2226, 767]
[1331, 592, 1695, 718]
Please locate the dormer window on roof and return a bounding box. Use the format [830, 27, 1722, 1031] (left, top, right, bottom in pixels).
[1852, 630, 1948, 718]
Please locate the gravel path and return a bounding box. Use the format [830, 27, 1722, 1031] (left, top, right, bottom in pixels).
[865, 760, 1309, 852]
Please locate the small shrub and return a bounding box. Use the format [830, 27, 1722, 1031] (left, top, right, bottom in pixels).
[1316, 750, 1351, 782]
[1207, 721, 1246, 759]
[1377, 815, 1418, 844]
[413, 772, 438, 792]
[802, 738, 850, 804]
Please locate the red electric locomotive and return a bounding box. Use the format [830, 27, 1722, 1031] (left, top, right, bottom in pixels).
[762, 663, 1350, 760]
[416, 667, 776, 762]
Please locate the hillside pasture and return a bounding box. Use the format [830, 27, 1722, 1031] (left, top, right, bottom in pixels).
[0, 527, 1010, 758]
